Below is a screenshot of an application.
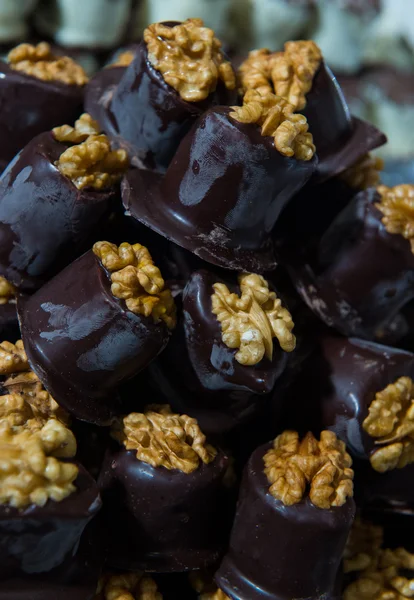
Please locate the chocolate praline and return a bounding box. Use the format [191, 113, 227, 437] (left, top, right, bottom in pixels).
[148, 270, 290, 436]
[18, 249, 171, 425]
[98, 443, 232, 572]
[215, 442, 355, 600]
[0, 60, 84, 173]
[122, 106, 317, 272]
[0, 132, 114, 292]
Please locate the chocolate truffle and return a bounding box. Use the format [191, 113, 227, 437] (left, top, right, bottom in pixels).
[0, 113, 128, 292]
[18, 241, 176, 425]
[285, 185, 414, 338]
[99, 405, 233, 572]
[86, 19, 237, 171]
[0, 42, 87, 173]
[149, 269, 296, 436]
[238, 41, 386, 181]
[216, 430, 355, 600]
[122, 96, 317, 272]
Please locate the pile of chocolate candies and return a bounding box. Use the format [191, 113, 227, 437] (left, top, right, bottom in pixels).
[0, 16, 413, 600]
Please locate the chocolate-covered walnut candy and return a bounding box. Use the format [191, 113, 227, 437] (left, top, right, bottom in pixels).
[285, 186, 414, 338]
[86, 19, 237, 172]
[149, 270, 296, 436]
[18, 241, 176, 425]
[0, 42, 88, 173]
[216, 430, 355, 600]
[0, 114, 128, 292]
[239, 41, 386, 181]
[99, 405, 233, 572]
[122, 94, 317, 272]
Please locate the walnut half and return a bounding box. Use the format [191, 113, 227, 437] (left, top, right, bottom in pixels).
[0, 340, 28, 375]
[212, 273, 296, 366]
[95, 572, 162, 600]
[263, 430, 354, 509]
[0, 277, 16, 306]
[111, 405, 217, 474]
[93, 241, 176, 329]
[340, 154, 384, 190]
[375, 184, 414, 254]
[144, 19, 236, 103]
[230, 90, 315, 160]
[343, 518, 384, 574]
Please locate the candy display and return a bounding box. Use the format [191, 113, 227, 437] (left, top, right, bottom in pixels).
[0, 10, 414, 600]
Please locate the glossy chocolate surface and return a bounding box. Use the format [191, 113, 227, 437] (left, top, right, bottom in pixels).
[122, 106, 317, 272]
[0, 464, 101, 580]
[0, 301, 19, 342]
[0, 61, 83, 173]
[18, 250, 170, 425]
[149, 270, 288, 436]
[0, 132, 114, 291]
[287, 189, 414, 338]
[98, 443, 232, 572]
[216, 442, 355, 600]
[281, 336, 414, 460]
[354, 460, 414, 513]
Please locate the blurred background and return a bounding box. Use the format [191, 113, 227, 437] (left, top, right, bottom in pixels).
[4, 0, 414, 176]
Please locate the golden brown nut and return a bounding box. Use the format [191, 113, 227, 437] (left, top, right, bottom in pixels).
[144, 19, 236, 102]
[212, 272, 296, 366]
[0, 340, 28, 375]
[263, 430, 354, 509]
[376, 184, 414, 254]
[8, 42, 88, 85]
[111, 405, 217, 474]
[230, 90, 315, 160]
[95, 572, 162, 600]
[343, 518, 384, 574]
[93, 241, 176, 329]
[340, 154, 384, 190]
[0, 277, 16, 306]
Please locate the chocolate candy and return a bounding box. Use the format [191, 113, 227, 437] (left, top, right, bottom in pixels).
[0, 131, 115, 292]
[216, 434, 355, 600]
[122, 106, 317, 272]
[354, 459, 414, 513]
[99, 408, 233, 572]
[148, 270, 294, 436]
[18, 245, 175, 424]
[86, 21, 237, 172]
[285, 188, 414, 338]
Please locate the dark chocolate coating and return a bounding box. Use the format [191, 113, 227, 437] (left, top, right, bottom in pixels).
[18, 250, 171, 425]
[149, 270, 288, 436]
[0, 464, 101, 580]
[0, 301, 19, 342]
[281, 336, 414, 460]
[86, 37, 237, 172]
[216, 442, 355, 600]
[122, 106, 317, 272]
[98, 443, 232, 572]
[303, 62, 386, 182]
[0, 61, 84, 173]
[287, 189, 414, 338]
[0, 132, 114, 292]
[354, 460, 414, 513]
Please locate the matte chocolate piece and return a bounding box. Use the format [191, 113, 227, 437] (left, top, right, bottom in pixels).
[148, 270, 289, 436]
[354, 460, 414, 514]
[0, 132, 114, 292]
[122, 106, 317, 272]
[18, 250, 171, 425]
[0, 60, 84, 173]
[280, 336, 414, 461]
[216, 442, 355, 600]
[0, 464, 101, 581]
[285, 189, 414, 338]
[303, 61, 386, 182]
[86, 35, 237, 172]
[98, 443, 232, 572]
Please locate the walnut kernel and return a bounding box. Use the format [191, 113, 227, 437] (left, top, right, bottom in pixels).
[8, 42, 88, 86]
[200, 591, 230, 600]
[263, 430, 354, 509]
[0, 277, 16, 306]
[93, 241, 176, 329]
[53, 114, 129, 190]
[144, 19, 236, 102]
[363, 377, 414, 472]
[0, 340, 28, 375]
[340, 154, 384, 190]
[230, 90, 315, 160]
[344, 518, 384, 574]
[212, 273, 296, 366]
[111, 405, 217, 474]
[96, 572, 162, 600]
[376, 184, 414, 254]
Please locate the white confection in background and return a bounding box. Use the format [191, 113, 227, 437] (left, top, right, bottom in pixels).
[0, 0, 38, 43]
[145, 0, 231, 39]
[311, 0, 377, 73]
[249, 0, 311, 51]
[363, 0, 414, 71]
[36, 0, 133, 48]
